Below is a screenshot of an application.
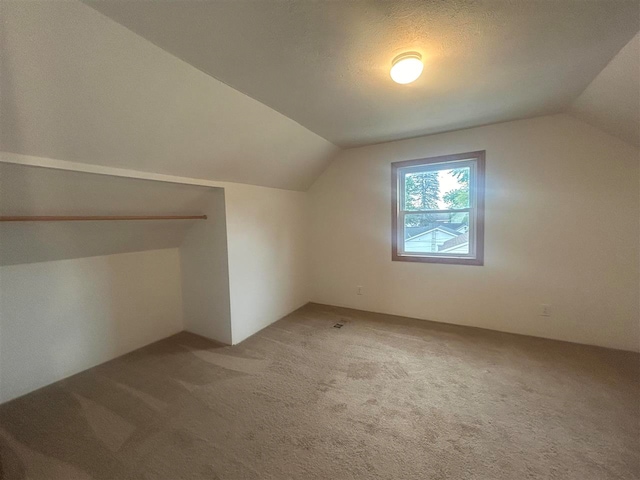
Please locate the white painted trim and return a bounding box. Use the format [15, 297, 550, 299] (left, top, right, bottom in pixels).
[0, 152, 298, 193]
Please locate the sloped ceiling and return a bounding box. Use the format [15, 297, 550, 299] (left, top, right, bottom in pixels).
[569, 33, 640, 148]
[86, 0, 640, 147]
[0, 163, 221, 266]
[1, 0, 637, 195]
[0, 1, 338, 191]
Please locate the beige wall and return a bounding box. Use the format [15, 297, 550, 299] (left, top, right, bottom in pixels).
[309, 114, 640, 352]
[0, 152, 312, 348]
[225, 184, 309, 344]
[180, 188, 232, 344]
[0, 249, 184, 403]
[0, 162, 218, 266]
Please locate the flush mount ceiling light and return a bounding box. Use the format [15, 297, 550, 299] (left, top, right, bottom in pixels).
[390, 52, 423, 84]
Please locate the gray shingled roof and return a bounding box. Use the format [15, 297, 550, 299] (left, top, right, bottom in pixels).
[438, 232, 469, 251]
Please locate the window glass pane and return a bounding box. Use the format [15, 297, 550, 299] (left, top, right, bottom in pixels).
[403, 167, 470, 210]
[404, 213, 470, 255]
[440, 167, 470, 209]
[403, 171, 440, 210]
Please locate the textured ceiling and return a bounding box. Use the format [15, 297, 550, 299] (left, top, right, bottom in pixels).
[86, 0, 640, 147]
[569, 33, 640, 147]
[0, 1, 337, 191]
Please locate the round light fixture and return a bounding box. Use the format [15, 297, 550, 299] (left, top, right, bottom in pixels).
[390, 52, 423, 84]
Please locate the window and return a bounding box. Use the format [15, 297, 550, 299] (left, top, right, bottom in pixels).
[391, 150, 485, 265]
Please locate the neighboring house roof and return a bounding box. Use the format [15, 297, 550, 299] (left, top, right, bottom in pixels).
[405, 223, 465, 240]
[438, 232, 469, 251]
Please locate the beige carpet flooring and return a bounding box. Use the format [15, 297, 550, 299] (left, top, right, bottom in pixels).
[0, 303, 638, 479]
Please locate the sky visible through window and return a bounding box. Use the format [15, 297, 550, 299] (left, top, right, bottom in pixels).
[402, 168, 471, 254]
[404, 168, 469, 212]
[437, 169, 465, 209]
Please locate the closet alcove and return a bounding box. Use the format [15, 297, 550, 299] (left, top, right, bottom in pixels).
[0, 162, 232, 402]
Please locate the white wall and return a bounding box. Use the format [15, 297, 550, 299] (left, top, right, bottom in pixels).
[309, 114, 640, 352]
[0, 162, 216, 266]
[225, 184, 309, 344]
[0, 248, 184, 403]
[1, 153, 313, 348]
[181, 189, 232, 344]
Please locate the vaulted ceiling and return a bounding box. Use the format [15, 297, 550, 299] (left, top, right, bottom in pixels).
[1, 1, 638, 193]
[569, 33, 640, 147]
[86, 0, 639, 147]
[0, 1, 338, 191]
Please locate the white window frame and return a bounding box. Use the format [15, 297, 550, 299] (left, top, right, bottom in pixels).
[391, 151, 485, 266]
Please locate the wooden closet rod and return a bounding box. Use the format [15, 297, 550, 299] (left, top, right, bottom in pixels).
[0, 215, 207, 222]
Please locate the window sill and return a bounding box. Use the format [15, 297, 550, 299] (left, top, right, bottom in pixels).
[392, 253, 483, 266]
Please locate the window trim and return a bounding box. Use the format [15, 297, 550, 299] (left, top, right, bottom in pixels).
[391, 150, 485, 266]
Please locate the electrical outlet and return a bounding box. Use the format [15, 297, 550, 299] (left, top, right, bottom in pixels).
[356, 286, 363, 295]
[540, 304, 551, 317]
